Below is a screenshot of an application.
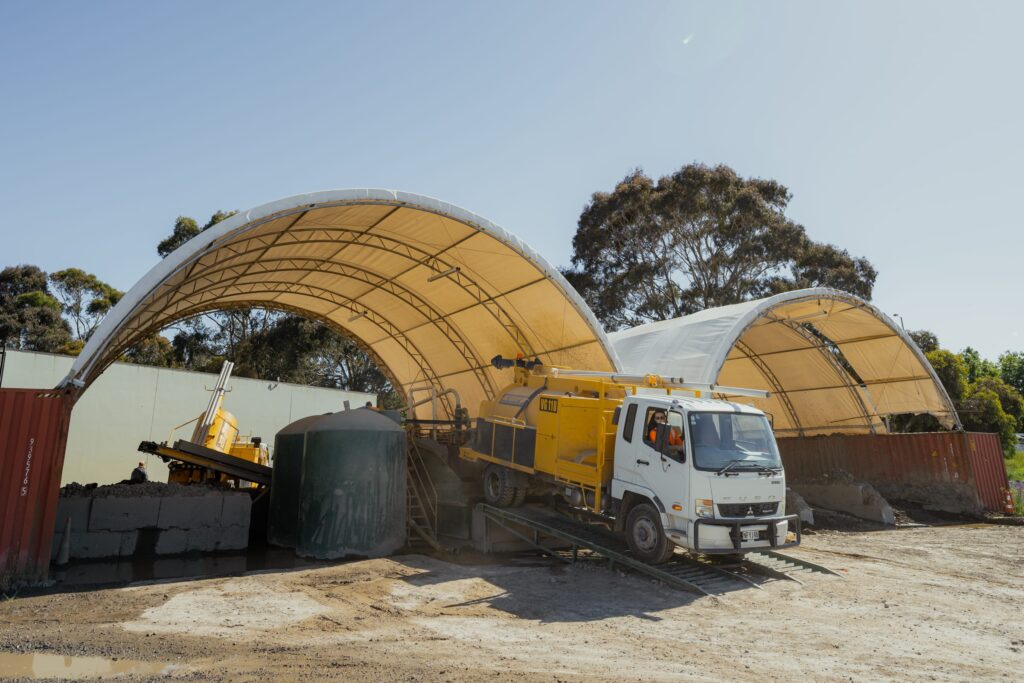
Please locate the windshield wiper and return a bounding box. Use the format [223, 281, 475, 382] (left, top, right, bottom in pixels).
[716, 460, 781, 476]
[716, 460, 744, 476]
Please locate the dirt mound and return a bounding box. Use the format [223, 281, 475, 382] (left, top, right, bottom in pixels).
[60, 481, 224, 498]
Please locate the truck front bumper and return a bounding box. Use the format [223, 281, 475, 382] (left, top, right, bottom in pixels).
[692, 514, 800, 554]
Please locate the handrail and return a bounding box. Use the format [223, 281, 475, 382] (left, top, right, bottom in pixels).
[167, 415, 201, 444]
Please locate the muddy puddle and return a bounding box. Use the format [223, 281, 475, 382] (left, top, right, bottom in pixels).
[0, 652, 177, 678]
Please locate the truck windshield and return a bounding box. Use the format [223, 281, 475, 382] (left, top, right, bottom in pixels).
[687, 412, 781, 472]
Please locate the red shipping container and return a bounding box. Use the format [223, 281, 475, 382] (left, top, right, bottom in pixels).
[1, 388, 73, 590]
[778, 432, 1010, 513]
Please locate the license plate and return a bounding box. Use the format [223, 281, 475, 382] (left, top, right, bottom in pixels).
[741, 530, 759, 542]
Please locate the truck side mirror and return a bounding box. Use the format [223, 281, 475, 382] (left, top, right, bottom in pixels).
[655, 424, 669, 452]
[656, 423, 685, 462]
[612, 406, 621, 425]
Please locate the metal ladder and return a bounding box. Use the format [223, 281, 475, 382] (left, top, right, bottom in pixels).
[406, 432, 442, 551]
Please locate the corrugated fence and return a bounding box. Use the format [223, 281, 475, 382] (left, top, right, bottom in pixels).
[1, 388, 73, 590]
[778, 432, 1010, 513]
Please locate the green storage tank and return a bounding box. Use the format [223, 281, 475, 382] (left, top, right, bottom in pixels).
[267, 414, 327, 549]
[296, 408, 406, 559]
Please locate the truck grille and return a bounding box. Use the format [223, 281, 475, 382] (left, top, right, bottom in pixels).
[717, 502, 778, 517]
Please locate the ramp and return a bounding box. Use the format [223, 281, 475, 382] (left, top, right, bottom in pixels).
[477, 503, 838, 596]
[138, 440, 273, 487]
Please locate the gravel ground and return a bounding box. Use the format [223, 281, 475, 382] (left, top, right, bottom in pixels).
[0, 524, 1021, 682]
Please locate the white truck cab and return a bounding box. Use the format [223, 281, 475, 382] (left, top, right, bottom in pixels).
[611, 394, 797, 563]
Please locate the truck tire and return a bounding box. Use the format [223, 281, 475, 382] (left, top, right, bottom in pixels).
[511, 486, 528, 507]
[625, 503, 676, 564]
[483, 464, 516, 507]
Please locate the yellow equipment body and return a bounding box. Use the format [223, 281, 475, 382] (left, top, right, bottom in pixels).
[461, 363, 630, 512]
[193, 407, 239, 454]
[167, 407, 269, 487]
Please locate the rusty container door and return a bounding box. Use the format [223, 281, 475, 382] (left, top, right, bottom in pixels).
[961, 432, 1010, 511]
[1, 388, 73, 590]
[777, 432, 1009, 514]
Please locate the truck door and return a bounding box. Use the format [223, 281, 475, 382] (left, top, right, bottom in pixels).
[613, 399, 644, 485]
[636, 407, 689, 517]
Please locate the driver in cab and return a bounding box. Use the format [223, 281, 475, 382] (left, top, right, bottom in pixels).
[647, 409, 683, 447]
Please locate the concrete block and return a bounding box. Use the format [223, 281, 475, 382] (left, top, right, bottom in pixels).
[53, 497, 92, 533]
[118, 531, 139, 557]
[157, 493, 223, 529]
[218, 524, 249, 551]
[155, 529, 189, 555]
[184, 526, 219, 552]
[792, 481, 895, 525]
[71, 531, 129, 559]
[89, 497, 160, 531]
[220, 493, 252, 528]
[785, 488, 814, 526]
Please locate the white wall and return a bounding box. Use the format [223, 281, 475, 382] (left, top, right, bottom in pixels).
[1, 350, 375, 485]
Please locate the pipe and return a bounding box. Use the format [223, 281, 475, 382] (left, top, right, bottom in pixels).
[407, 385, 463, 437]
[544, 368, 770, 399]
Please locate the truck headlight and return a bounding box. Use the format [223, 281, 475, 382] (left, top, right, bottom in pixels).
[695, 499, 714, 518]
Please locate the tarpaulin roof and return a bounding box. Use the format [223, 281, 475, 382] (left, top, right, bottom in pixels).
[63, 189, 619, 418]
[609, 288, 959, 436]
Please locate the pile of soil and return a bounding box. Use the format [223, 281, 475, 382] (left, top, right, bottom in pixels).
[60, 481, 224, 498]
[807, 498, 991, 531]
[888, 499, 982, 526]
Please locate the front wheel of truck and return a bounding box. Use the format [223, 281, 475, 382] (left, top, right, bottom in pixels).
[625, 503, 676, 564]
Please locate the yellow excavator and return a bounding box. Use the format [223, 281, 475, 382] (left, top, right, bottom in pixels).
[139, 361, 272, 488]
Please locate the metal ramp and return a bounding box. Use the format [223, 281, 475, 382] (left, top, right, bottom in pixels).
[138, 439, 272, 486]
[477, 503, 838, 597]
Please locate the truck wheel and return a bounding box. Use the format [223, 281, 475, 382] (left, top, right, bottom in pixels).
[511, 486, 528, 507]
[483, 465, 516, 507]
[625, 503, 676, 564]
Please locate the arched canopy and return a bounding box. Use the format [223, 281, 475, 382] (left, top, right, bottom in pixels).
[609, 288, 960, 437]
[64, 189, 618, 418]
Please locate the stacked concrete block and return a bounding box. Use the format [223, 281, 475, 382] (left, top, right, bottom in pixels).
[51, 485, 252, 562]
[791, 479, 895, 525]
[785, 488, 815, 527]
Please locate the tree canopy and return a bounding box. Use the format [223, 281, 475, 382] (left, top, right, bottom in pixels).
[562, 164, 877, 330]
[0, 265, 72, 352]
[156, 211, 236, 258]
[909, 329, 939, 354]
[48, 268, 123, 342]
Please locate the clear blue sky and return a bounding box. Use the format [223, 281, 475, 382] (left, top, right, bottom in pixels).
[1, 1, 1020, 359]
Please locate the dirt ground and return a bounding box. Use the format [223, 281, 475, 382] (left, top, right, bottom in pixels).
[1, 524, 1022, 682]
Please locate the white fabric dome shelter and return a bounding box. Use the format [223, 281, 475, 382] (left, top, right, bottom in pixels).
[63, 189, 619, 419]
[610, 288, 960, 437]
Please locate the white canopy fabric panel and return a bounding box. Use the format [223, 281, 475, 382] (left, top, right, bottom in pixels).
[63, 189, 619, 419]
[609, 288, 959, 437]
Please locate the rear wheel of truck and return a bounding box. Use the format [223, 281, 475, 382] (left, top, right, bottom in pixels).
[511, 486, 528, 507]
[482, 464, 517, 507]
[625, 503, 676, 564]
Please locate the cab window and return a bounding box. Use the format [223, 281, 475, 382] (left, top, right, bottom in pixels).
[642, 407, 666, 445]
[642, 408, 686, 461]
